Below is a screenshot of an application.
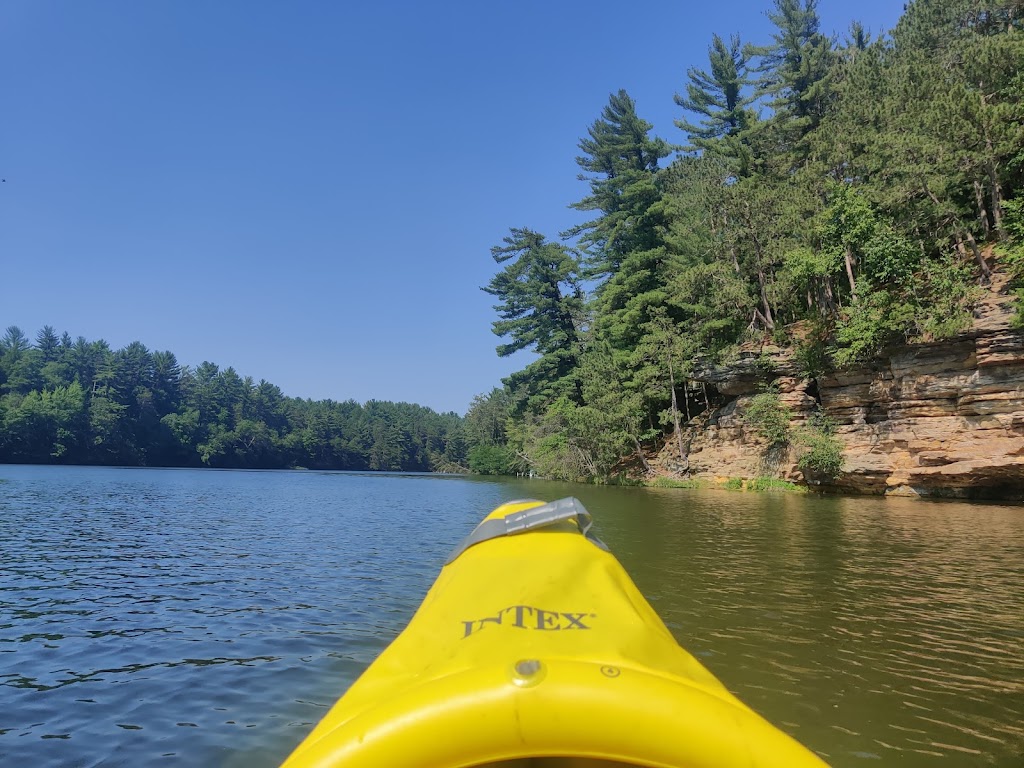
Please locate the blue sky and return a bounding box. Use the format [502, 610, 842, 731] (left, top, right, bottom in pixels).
[1, 1, 904, 414]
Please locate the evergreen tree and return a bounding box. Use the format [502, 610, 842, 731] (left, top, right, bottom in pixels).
[35, 326, 61, 362]
[464, 388, 510, 447]
[566, 90, 671, 282]
[483, 227, 584, 412]
[568, 91, 676, 358]
[674, 33, 756, 173]
[747, 0, 837, 167]
[0, 326, 34, 393]
[661, 154, 753, 350]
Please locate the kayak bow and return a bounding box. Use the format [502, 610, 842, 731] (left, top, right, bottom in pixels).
[282, 497, 828, 768]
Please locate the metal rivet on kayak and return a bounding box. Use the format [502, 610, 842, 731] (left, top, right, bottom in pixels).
[515, 659, 541, 677]
[512, 659, 545, 687]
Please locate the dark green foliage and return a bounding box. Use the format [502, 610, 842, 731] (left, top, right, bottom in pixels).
[747, 0, 837, 164]
[464, 388, 510, 447]
[467, 444, 514, 476]
[0, 327, 468, 471]
[743, 387, 792, 448]
[674, 34, 755, 172]
[794, 412, 844, 479]
[484, 228, 584, 413]
[485, 229, 582, 359]
[567, 90, 671, 282]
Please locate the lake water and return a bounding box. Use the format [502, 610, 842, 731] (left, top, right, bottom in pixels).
[1, 465, 1022, 767]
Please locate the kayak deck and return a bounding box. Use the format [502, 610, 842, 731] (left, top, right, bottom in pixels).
[487, 761, 650, 767]
[281, 498, 827, 768]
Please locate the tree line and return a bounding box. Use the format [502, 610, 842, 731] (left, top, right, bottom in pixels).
[470, 0, 1024, 480]
[0, 325, 470, 471]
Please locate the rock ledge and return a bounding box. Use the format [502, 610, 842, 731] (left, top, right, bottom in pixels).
[680, 289, 1024, 499]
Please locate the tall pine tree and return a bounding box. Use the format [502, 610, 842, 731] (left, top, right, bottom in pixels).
[674, 33, 756, 174]
[566, 90, 671, 282]
[483, 228, 584, 413]
[747, 0, 837, 168]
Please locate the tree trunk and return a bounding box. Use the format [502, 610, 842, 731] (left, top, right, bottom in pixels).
[963, 230, 991, 282]
[750, 307, 769, 330]
[721, 212, 741, 275]
[757, 269, 775, 329]
[926, 166, 991, 284]
[978, 88, 1007, 240]
[822, 278, 837, 316]
[669, 359, 684, 462]
[632, 435, 653, 474]
[740, 202, 774, 328]
[844, 244, 857, 301]
[974, 179, 991, 239]
[987, 161, 1005, 239]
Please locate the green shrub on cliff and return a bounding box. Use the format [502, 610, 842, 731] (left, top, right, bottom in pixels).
[833, 256, 979, 367]
[916, 257, 984, 341]
[794, 413, 843, 480]
[742, 386, 791, 448]
[833, 290, 915, 366]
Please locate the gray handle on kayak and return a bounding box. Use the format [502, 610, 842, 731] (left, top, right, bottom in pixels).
[446, 497, 607, 564]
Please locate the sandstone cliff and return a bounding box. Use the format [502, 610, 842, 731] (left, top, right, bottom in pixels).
[673, 284, 1024, 500]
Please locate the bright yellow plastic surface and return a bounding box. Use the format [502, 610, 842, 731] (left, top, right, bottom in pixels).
[281, 500, 829, 768]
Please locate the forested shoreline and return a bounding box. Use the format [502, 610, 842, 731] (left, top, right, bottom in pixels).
[4, 0, 1022, 482]
[0, 326, 471, 471]
[468, 0, 1024, 481]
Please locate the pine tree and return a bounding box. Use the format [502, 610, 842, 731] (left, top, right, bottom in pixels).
[674, 33, 755, 173]
[661, 154, 753, 350]
[747, 0, 838, 167]
[566, 90, 671, 282]
[483, 227, 584, 412]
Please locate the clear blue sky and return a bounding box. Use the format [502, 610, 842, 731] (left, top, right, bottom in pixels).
[1, 1, 904, 414]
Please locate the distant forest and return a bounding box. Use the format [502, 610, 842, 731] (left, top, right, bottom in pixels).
[468, 0, 1024, 481]
[0, 325, 473, 471]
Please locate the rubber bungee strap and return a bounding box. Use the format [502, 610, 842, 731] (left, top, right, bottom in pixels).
[445, 497, 607, 564]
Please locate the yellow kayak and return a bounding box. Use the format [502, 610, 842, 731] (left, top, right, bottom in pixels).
[282, 498, 828, 768]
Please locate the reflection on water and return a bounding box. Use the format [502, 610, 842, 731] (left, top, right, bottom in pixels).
[562, 487, 1024, 767]
[1, 467, 1022, 767]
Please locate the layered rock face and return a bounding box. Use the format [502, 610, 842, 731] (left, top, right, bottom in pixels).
[680, 290, 1024, 499]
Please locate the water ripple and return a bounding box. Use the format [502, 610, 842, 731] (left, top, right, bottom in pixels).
[1, 468, 1023, 767]
[0, 466, 510, 767]
[589, 487, 1024, 767]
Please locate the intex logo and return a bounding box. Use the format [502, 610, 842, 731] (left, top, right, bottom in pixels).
[461, 605, 594, 638]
